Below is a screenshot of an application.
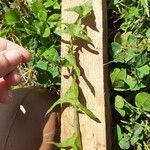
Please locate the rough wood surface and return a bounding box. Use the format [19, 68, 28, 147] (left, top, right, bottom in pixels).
[61, 0, 111, 150]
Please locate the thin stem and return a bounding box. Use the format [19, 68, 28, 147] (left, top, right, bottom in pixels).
[74, 107, 82, 150]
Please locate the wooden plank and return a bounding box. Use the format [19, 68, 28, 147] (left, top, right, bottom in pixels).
[61, 0, 111, 149]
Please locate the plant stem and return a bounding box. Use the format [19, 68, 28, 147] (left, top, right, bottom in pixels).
[74, 107, 82, 150]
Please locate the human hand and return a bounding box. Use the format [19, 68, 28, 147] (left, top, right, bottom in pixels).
[0, 38, 31, 103]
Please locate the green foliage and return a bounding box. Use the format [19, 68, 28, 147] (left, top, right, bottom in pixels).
[5, 10, 20, 25]
[0, 0, 61, 87]
[65, 1, 92, 18]
[108, 0, 150, 149]
[114, 94, 150, 150]
[46, 1, 96, 149]
[115, 95, 125, 117]
[1, 1, 95, 149]
[46, 79, 96, 119]
[49, 132, 81, 150]
[135, 92, 150, 112]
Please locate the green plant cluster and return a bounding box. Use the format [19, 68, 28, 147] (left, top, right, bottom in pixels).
[46, 1, 97, 149]
[108, 0, 150, 149]
[0, 0, 61, 87]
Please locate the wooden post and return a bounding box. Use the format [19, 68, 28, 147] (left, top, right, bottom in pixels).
[61, 0, 111, 150]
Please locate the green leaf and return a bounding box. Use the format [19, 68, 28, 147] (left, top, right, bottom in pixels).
[64, 19, 92, 42]
[137, 145, 143, 150]
[46, 80, 97, 119]
[115, 95, 125, 109]
[111, 42, 123, 62]
[133, 124, 143, 136]
[43, 27, 50, 37]
[26, 0, 34, 5]
[119, 134, 130, 150]
[42, 46, 59, 63]
[125, 75, 145, 91]
[116, 124, 123, 141]
[122, 7, 139, 20]
[127, 34, 138, 46]
[131, 124, 143, 145]
[47, 14, 60, 23]
[140, 0, 149, 16]
[5, 10, 20, 25]
[31, 1, 47, 21]
[110, 68, 126, 84]
[31, 2, 46, 16]
[33, 20, 44, 35]
[146, 29, 150, 38]
[44, 0, 56, 8]
[76, 32, 92, 43]
[135, 92, 150, 111]
[38, 11, 47, 22]
[35, 60, 48, 70]
[116, 108, 126, 117]
[64, 20, 82, 37]
[113, 0, 120, 5]
[65, 53, 80, 77]
[134, 53, 150, 68]
[110, 68, 127, 89]
[78, 103, 97, 119]
[49, 132, 81, 150]
[136, 65, 150, 78]
[46, 80, 78, 115]
[114, 95, 126, 116]
[65, 1, 92, 17]
[48, 66, 59, 78]
[53, 2, 61, 9]
[0, 28, 10, 37]
[114, 32, 122, 44]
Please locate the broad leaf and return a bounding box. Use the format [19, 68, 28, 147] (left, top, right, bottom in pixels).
[110, 68, 127, 89]
[44, 0, 56, 8]
[47, 14, 60, 23]
[5, 10, 20, 25]
[116, 124, 123, 141]
[136, 65, 150, 78]
[135, 92, 150, 111]
[48, 66, 59, 78]
[119, 134, 130, 150]
[125, 75, 145, 91]
[49, 132, 81, 150]
[115, 96, 126, 116]
[35, 60, 48, 71]
[131, 124, 143, 145]
[46, 80, 97, 119]
[115, 95, 125, 109]
[65, 1, 92, 18]
[43, 27, 50, 37]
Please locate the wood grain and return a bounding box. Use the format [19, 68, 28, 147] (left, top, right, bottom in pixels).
[61, 1, 111, 149]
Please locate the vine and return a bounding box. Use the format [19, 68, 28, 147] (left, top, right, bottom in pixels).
[46, 1, 97, 149]
[108, 0, 150, 149]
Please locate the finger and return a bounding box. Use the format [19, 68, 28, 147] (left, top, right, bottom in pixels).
[0, 38, 32, 62]
[0, 50, 22, 78]
[0, 78, 12, 103]
[4, 70, 21, 86]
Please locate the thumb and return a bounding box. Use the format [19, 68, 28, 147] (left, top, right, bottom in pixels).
[0, 50, 22, 78]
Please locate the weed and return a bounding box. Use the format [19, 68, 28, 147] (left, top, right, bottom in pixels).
[108, 0, 150, 149]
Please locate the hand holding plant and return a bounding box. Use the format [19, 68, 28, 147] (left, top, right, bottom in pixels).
[0, 38, 31, 103]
